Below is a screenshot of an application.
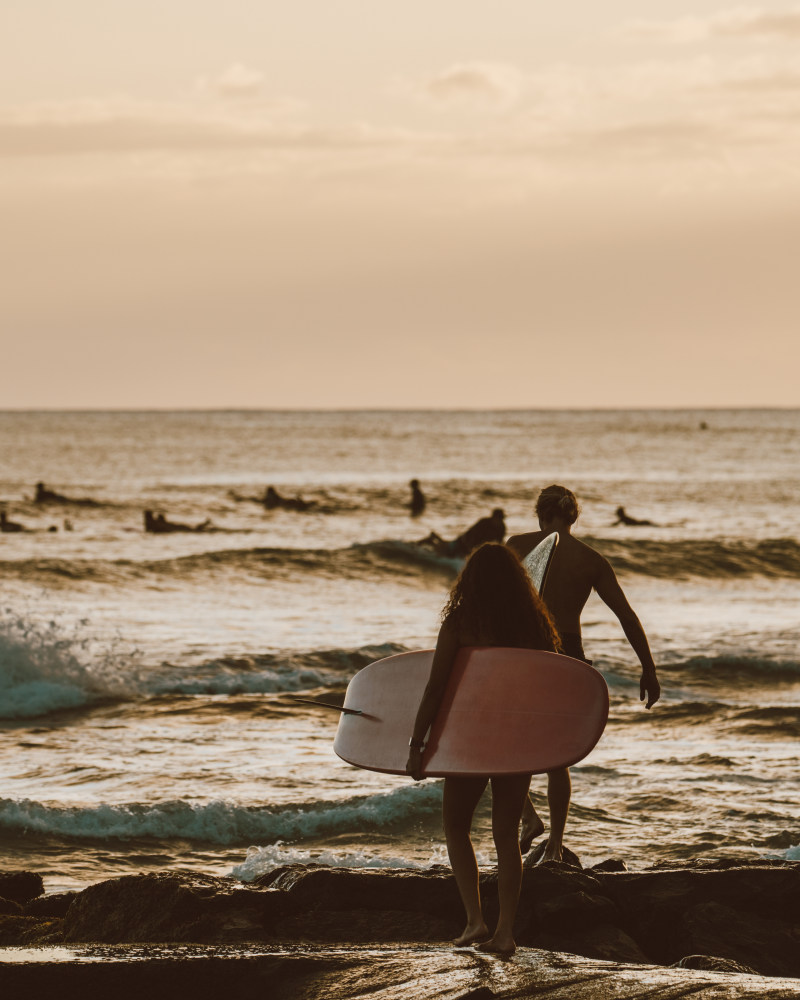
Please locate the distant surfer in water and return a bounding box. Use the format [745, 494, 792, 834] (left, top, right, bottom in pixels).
[262, 486, 313, 512]
[418, 508, 505, 558]
[507, 484, 661, 858]
[34, 482, 101, 507]
[0, 509, 27, 532]
[612, 506, 656, 527]
[408, 479, 426, 517]
[407, 543, 561, 955]
[143, 510, 211, 533]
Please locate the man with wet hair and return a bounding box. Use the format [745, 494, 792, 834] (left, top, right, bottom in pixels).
[507, 484, 661, 860]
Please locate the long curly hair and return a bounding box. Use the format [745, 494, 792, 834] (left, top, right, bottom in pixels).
[441, 543, 561, 652]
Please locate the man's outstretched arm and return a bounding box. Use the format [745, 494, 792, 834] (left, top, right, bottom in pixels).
[594, 559, 661, 709]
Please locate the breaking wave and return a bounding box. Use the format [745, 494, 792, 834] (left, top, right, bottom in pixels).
[3, 536, 800, 588]
[0, 611, 405, 719]
[0, 784, 443, 846]
[661, 654, 800, 687]
[0, 540, 460, 588]
[585, 535, 800, 579]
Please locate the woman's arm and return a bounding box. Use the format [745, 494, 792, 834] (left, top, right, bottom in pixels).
[406, 624, 460, 780]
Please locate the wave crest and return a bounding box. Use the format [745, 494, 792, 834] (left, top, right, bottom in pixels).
[0, 784, 443, 845]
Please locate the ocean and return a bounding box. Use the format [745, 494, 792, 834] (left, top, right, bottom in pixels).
[1, 409, 798, 893]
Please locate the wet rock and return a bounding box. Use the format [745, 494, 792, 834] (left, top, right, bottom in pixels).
[0, 896, 23, 915]
[594, 859, 800, 978]
[0, 915, 62, 946]
[524, 843, 582, 868]
[534, 889, 619, 931]
[0, 944, 797, 1000]
[63, 870, 289, 944]
[24, 891, 79, 918]
[591, 858, 628, 873]
[29, 856, 798, 983]
[0, 870, 44, 905]
[675, 954, 759, 975]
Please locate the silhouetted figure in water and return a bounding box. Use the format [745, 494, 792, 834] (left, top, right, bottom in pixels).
[699, 421, 709, 431]
[408, 479, 426, 518]
[34, 482, 101, 507]
[262, 486, 313, 512]
[0, 510, 27, 533]
[508, 484, 661, 862]
[419, 508, 506, 558]
[613, 506, 656, 527]
[144, 510, 211, 534]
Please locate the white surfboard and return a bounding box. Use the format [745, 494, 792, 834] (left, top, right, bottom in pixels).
[522, 531, 559, 593]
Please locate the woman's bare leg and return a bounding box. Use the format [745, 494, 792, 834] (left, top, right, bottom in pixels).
[478, 773, 531, 955]
[443, 776, 490, 945]
[542, 768, 571, 862]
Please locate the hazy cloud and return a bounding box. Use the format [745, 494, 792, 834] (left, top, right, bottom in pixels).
[621, 6, 800, 43]
[215, 63, 265, 99]
[422, 62, 523, 107]
[0, 101, 396, 157]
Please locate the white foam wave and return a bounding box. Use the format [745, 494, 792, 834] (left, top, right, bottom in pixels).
[231, 842, 452, 881]
[149, 665, 336, 697]
[0, 611, 403, 717]
[0, 611, 138, 718]
[0, 783, 444, 845]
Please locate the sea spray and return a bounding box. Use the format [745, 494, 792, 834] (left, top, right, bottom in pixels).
[231, 841, 464, 881]
[0, 609, 140, 718]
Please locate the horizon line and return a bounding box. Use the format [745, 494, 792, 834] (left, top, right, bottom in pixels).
[1, 405, 799, 415]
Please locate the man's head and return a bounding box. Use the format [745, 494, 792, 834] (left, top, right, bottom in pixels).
[492, 508, 505, 520]
[535, 485, 580, 528]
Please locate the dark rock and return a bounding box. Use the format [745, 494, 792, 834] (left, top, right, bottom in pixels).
[534, 889, 618, 931]
[0, 870, 44, 905]
[24, 891, 79, 918]
[593, 859, 800, 978]
[0, 915, 62, 946]
[42, 857, 800, 983]
[0, 896, 23, 915]
[555, 922, 651, 964]
[675, 954, 759, 975]
[525, 842, 582, 868]
[682, 901, 799, 978]
[63, 870, 290, 944]
[591, 858, 628, 873]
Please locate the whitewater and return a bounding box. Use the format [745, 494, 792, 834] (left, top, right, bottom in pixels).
[1, 409, 798, 891]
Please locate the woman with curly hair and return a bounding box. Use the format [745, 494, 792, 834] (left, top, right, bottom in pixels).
[406, 542, 560, 955]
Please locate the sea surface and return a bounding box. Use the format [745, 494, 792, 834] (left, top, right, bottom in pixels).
[1, 409, 798, 892]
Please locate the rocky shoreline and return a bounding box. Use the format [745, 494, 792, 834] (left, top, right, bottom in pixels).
[1, 858, 799, 998]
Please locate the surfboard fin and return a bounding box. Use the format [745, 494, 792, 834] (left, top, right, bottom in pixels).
[288, 696, 362, 715]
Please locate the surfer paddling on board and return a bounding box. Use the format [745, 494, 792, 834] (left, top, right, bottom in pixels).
[418, 508, 506, 558]
[507, 484, 661, 859]
[406, 543, 561, 955]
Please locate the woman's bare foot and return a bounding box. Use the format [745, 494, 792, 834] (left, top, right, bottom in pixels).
[477, 935, 516, 956]
[453, 922, 490, 947]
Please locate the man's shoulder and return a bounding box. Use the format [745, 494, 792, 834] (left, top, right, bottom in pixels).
[568, 535, 613, 575]
[506, 531, 543, 556]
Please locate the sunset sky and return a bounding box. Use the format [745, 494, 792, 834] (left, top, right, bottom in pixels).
[3, 2, 800, 408]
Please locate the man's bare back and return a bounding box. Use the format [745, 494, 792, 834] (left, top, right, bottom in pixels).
[507, 530, 601, 635]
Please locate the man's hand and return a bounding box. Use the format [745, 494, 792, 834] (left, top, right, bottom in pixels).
[406, 747, 425, 781]
[640, 669, 660, 709]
